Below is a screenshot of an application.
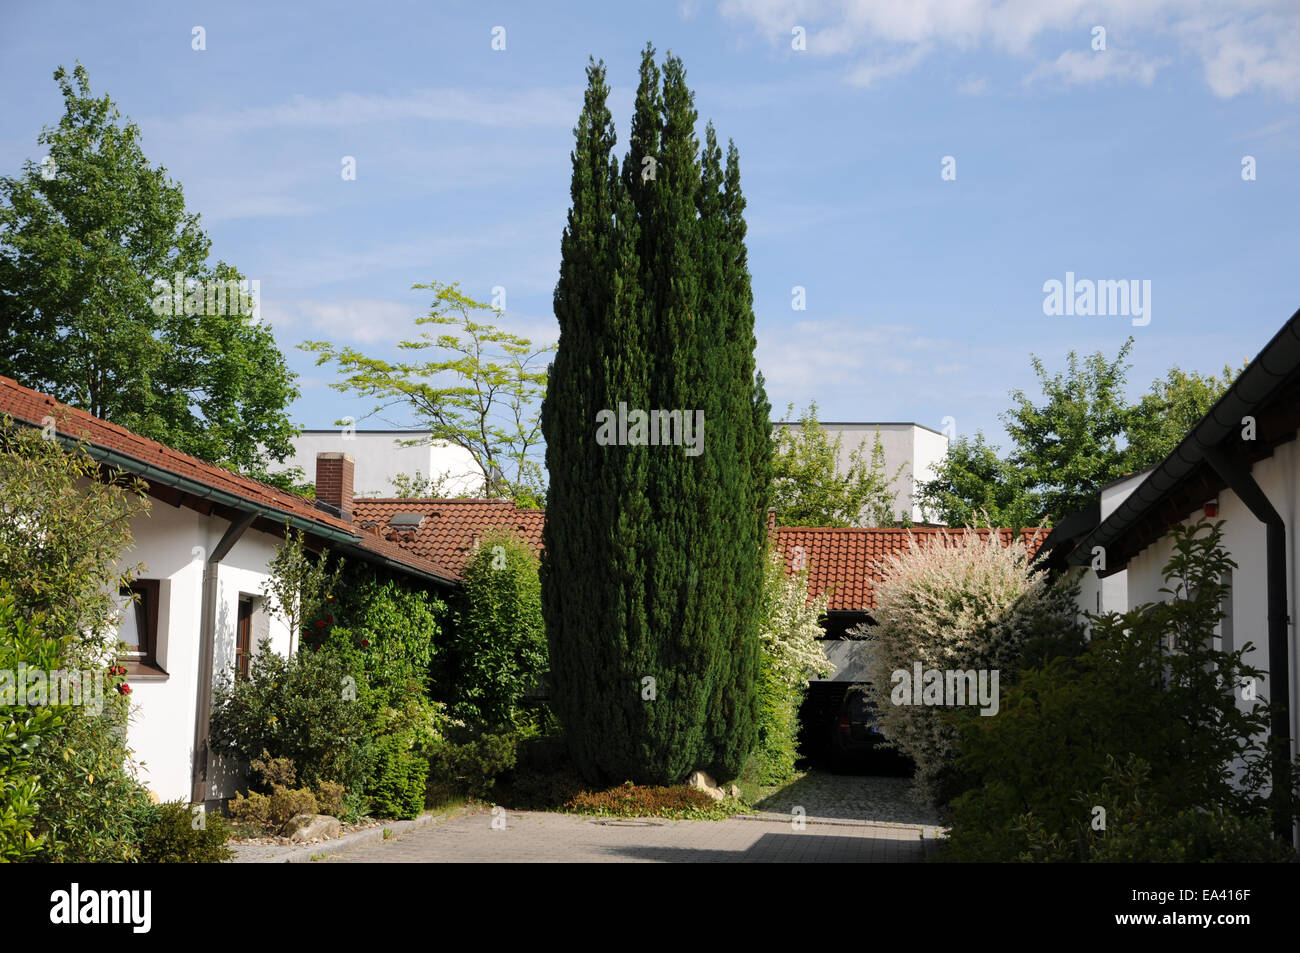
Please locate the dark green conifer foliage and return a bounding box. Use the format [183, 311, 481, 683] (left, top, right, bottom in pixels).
[543, 48, 771, 784]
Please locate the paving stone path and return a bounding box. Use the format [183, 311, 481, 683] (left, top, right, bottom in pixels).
[753, 771, 944, 827]
[322, 772, 942, 863]
[325, 808, 936, 863]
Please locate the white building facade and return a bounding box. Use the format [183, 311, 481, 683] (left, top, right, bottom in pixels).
[283, 430, 481, 498]
[771, 421, 950, 524]
[0, 376, 460, 806]
[1060, 306, 1300, 839]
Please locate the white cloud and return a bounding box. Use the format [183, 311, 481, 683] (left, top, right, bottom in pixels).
[720, 0, 1300, 98]
[152, 86, 581, 138]
[1025, 48, 1169, 88]
[756, 317, 959, 397]
[266, 296, 558, 351]
[200, 194, 320, 222]
[278, 298, 418, 344]
[845, 44, 932, 87]
[1178, 11, 1300, 99]
[957, 74, 990, 95]
[1231, 116, 1296, 140]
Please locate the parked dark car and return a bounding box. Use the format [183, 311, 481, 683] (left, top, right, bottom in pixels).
[829, 683, 884, 772]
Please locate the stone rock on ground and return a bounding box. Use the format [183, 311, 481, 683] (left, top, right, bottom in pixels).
[685, 770, 725, 801]
[283, 813, 342, 842]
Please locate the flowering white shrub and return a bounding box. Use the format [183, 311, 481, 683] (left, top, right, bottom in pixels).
[760, 549, 833, 688]
[862, 528, 1075, 805]
[749, 549, 832, 783]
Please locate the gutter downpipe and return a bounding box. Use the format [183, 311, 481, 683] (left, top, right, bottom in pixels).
[190, 511, 256, 806]
[1203, 445, 1293, 841]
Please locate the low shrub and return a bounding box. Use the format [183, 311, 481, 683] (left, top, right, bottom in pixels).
[228, 790, 271, 827]
[268, 786, 318, 825]
[229, 755, 346, 831]
[428, 731, 520, 803]
[503, 769, 588, 811]
[564, 782, 739, 820]
[210, 641, 371, 792]
[315, 781, 345, 818]
[138, 800, 233, 864]
[249, 752, 297, 790]
[1086, 808, 1296, 863]
[365, 733, 427, 820]
[942, 522, 1297, 862]
[995, 757, 1298, 863]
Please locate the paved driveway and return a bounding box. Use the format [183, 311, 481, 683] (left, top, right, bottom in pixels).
[325, 808, 936, 863]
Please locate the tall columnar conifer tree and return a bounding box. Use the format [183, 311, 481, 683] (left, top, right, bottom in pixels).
[543, 47, 771, 784]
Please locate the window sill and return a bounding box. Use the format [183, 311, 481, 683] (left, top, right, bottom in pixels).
[123, 661, 169, 681]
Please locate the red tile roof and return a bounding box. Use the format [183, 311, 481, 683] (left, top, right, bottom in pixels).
[351, 498, 545, 575]
[1, 371, 1046, 602]
[773, 526, 1048, 613]
[350, 492, 1046, 615]
[0, 375, 458, 585]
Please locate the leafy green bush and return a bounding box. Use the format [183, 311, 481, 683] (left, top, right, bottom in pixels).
[428, 731, 520, 803]
[138, 800, 233, 863]
[747, 549, 831, 784]
[1087, 807, 1295, 863]
[0, 421, 155, 862]
[210, 641, 371, 791]
[365, 733, 428, 820]
[320, 563, 443, 689]
[997, 756, 1296, 863]
[450, 530, 545, 728]
[216, 534, 454, 821]
[26, 686, 152, 862]
[942, 522, 1295, 862]
[0, 587, 69, 860]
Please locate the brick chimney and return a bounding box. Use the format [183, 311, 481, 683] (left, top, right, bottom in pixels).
[315, 452, 354, 521]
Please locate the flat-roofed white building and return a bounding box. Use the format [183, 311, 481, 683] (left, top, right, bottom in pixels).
[770, 421, 950, 524]
[282, 430, 481, 498]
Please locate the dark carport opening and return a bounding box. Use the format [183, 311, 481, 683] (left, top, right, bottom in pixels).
[796, 615, 914, 777]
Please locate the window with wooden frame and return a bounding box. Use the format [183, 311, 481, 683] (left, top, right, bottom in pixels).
[236, 596, 254, 680]
[119, 579, 161, 671]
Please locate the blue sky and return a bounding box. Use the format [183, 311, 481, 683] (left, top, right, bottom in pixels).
[2, 0, 1297, 450]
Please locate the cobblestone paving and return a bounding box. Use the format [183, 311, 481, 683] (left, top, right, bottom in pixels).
[753, 771, 944, 828]
[326, 808, 935, 863]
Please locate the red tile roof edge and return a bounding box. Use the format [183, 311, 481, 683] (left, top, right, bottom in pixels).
[0, 375, 459, 585]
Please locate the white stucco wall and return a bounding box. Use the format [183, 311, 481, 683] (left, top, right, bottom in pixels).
[280, 430, 481, 497]
[911, 428, 950, 524]
[1076, 471, 1147, 622]
[118, 507, 292, 802]
[772, 422, 949, 524]
[1116, 436, 1300, 782]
